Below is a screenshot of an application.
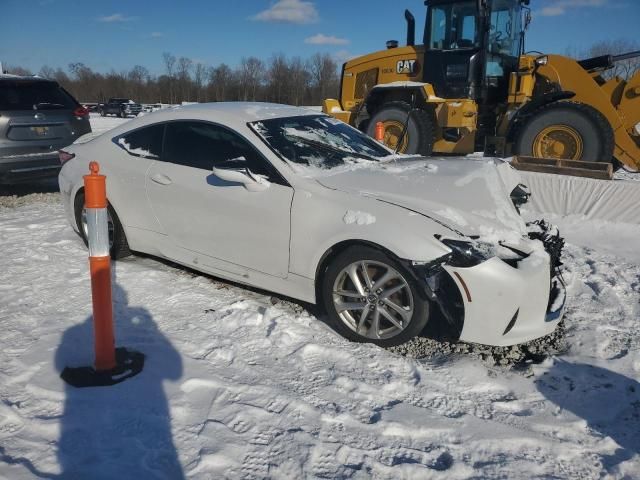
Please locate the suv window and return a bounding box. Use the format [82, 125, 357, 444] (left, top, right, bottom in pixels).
[115, 124, 164, 159]
[163, 121, 274, 177]
[0, 80, 77, 111]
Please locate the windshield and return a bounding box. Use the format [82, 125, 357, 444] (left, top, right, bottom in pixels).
[489, 0, 522, 57]
[249, 115, 394, 169]
[428, 0, 479, 50]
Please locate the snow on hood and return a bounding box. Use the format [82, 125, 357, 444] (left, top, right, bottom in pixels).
[316, 157, 527, 240]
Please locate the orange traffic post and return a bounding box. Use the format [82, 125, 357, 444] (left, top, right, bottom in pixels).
[61, 162, 144, 388]
[84, 161, 116, 371]
[375, 122, 385, 142]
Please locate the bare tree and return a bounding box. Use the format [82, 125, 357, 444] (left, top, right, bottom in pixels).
[208, 64, 233, 102]
[128, 65, 150, 102]
[568, 38, 640, 80]
[38, 65, 56, 79]
[193, 63, 207, 102]
[289, 56, 310, 106]
[588, 39, 640, 80]
[237, 57, 265, 102]
[162, 52, 176, 103]
[4, 65, 33, 76]
[308, 53, 339, 105]
[177, 57, 193, 102]
[267, 53, 290, 104]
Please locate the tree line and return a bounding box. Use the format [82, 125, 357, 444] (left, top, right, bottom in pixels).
[5, 39, 638, 106]
[4, 52, 341, 106]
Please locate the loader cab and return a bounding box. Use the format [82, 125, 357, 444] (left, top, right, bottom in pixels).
[422, 0, 528, 103]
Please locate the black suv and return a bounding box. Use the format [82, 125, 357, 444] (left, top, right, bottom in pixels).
[0, 76, 91, 184]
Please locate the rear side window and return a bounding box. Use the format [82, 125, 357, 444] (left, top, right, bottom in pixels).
[163, 121, 273, 176]
[0, 81, 77, 110]
[115, 124, 165, 159]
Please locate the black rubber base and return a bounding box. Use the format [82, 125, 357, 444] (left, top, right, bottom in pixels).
[61, 348, 145, 388]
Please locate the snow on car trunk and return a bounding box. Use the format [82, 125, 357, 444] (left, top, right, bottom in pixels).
[0, 196, 639, 477]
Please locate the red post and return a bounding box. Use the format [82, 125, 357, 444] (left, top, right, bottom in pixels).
[83, 162, 116, 372]
[375, 121, 385, 142]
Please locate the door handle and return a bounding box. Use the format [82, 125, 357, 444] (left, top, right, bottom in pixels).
[150, 173, 172, 186]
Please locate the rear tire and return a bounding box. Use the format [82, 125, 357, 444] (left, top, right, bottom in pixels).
[515, 102, 614, 162]
[366, 101, 434, 156]
[74, 193, 131, 260]
[321, 246, 430, 347]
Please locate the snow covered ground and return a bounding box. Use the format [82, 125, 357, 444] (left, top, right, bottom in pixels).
[1, 115, 640, 479]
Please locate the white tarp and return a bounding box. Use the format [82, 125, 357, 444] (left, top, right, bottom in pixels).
[520, 171, 640, 225]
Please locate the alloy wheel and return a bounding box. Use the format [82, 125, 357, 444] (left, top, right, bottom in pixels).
[332, 260, 414, 340]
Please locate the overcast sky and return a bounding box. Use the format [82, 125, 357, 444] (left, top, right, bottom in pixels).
[1, 0, 637, 75]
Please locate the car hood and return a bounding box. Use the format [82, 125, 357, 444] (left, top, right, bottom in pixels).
[316, 157, 527, 240]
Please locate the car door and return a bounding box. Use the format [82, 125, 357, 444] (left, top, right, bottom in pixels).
[145, 120, 293, 279]
[109, 123, 165, 232]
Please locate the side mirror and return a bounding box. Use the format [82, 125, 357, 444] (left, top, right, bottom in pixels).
[212, 166, 270, 192]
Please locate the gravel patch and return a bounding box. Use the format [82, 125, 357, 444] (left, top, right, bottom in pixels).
[390, 320, 567, 367]
[0, 192, 61, 209]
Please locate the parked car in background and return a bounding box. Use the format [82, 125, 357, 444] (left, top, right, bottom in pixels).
[59, 103, 566, 348]
[0, 75, 91, 184]
[99, 98, 142, 118]
[142, 103, 170, 113]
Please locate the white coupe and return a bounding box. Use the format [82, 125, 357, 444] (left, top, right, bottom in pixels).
[59, 103, 566, 347]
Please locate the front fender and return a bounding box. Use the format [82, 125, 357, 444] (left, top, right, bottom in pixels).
[289, 186, 455, 281]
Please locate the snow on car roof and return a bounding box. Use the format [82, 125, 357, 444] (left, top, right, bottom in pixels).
[175, 102, 320, 121]
[97, 102, 323, 140]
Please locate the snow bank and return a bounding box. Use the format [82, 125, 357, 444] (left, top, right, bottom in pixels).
[520, 171, 640, 225]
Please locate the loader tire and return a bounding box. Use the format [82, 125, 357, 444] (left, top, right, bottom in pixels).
[366, 102, 434, 156]
[515, 102, 614, 163]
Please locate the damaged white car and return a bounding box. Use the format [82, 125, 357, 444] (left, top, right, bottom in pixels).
[59, 103, 566, 348]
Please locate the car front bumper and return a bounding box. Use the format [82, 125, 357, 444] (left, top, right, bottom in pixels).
[444, 253, 565, 347]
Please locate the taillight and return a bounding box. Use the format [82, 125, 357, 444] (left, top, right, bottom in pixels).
[59, 150, 75, 165]
[73, 106, 90, 118]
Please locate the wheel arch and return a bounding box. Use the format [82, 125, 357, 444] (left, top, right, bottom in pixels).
[506, 91, 576, 141]
[73, 186, 128, 237]
[363, 86, 437, 128]
[314, 239, 408, 305]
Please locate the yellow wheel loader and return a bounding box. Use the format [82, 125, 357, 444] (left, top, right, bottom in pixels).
[322, 0, 640, 170]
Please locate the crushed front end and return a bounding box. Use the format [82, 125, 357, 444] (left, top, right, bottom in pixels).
[415, 221, 566, 347]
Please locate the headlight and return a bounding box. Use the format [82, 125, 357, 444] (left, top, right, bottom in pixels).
[440, 239, 495, 268]
[535, 55, 549, 66]
[510, 184, 530, 213]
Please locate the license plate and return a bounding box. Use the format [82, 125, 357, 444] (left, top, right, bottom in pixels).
[30, 126, 49, 136]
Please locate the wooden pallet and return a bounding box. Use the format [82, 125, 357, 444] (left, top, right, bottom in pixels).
[511, 156, 614, 181]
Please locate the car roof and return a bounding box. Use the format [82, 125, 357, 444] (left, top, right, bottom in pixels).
[0, 74, 56, 83]
[175, 102, 319, 122]
[116, 102, 322, 134]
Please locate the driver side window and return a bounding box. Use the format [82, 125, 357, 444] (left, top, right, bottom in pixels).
[162, 121, 273, 177]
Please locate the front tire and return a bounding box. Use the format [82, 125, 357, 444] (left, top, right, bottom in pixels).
[74, 193, 131, 260]
[321, 246, 430, 347]
[366, 101, 434, 156]
[515, 102, 614, 162]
